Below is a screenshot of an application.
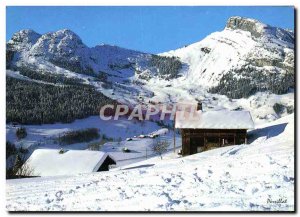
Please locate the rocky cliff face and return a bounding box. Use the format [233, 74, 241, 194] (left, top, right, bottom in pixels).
[226, 16, 265, 37]
[226, 16, 294, 44]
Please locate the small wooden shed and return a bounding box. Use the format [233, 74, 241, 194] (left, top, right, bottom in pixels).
[175, 108, 254, 156]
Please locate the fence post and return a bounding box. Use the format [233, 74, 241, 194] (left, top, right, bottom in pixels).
[173, 120, 176, 153]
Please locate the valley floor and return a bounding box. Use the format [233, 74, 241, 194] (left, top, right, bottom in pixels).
[6, 114, 294, 211]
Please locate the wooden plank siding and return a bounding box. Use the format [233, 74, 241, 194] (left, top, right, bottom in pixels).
[180, 128, 247, 156]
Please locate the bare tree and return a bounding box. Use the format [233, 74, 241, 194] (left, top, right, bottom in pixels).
[17, 162, 35, 177]
[88, 139, 107, 151]
[13, 155, 35, 178]
[152, 138, 169, 160]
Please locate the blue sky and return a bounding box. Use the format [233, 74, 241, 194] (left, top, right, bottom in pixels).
[6, 6, 294, 53]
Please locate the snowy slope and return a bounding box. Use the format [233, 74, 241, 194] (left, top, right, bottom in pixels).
[161, 16, 294, 87]
[6, 114, 294, 211]
[119, 17, 294, 123]
[161, 29, 255, 87]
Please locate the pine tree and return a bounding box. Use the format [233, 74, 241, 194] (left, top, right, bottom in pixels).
[13, 154, 23, 177]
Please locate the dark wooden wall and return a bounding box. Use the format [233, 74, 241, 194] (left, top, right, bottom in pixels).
[181, 128, 247, 156]
[97, 156, 116, 171]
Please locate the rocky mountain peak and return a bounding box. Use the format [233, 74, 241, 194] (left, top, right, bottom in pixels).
[29, 29, 87, 59]
[7, 29, 41, 50]
[226, 16, 267, 37]
[226, 16, 294, 44]
[53, 29, 83, 42]
[39, 29, 85, 47]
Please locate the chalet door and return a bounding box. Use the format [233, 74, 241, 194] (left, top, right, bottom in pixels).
[220, 135, 235, 146]
[190, 137, 204, 154]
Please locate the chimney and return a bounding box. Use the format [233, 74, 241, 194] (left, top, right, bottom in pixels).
[197, 102, 202, 111]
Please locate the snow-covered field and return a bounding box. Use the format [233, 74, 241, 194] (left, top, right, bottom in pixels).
[6, 114, 294, 211]
[6, 116, 162, 150]
[6, 115, 182, 168]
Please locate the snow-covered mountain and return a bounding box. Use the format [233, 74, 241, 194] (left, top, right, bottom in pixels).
[7, 16, 294, 88]
[6, 16, 294, 120]
[161, 16, 294, 90]
[7, 29, 151, 79]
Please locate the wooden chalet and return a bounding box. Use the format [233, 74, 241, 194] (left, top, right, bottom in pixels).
[175, 103, 254, 156]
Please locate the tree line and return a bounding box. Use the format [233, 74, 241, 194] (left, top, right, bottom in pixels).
[58, 128, 100, 145]
[16, 66, 85, 85]
[209, 65, 294, 99]
[150, 55, 182, 79]
[7, 76, 118, 124]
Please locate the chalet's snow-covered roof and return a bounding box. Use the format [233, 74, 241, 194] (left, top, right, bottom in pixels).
[23, 149, 115, 177]
[175, 110, 254, 129]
